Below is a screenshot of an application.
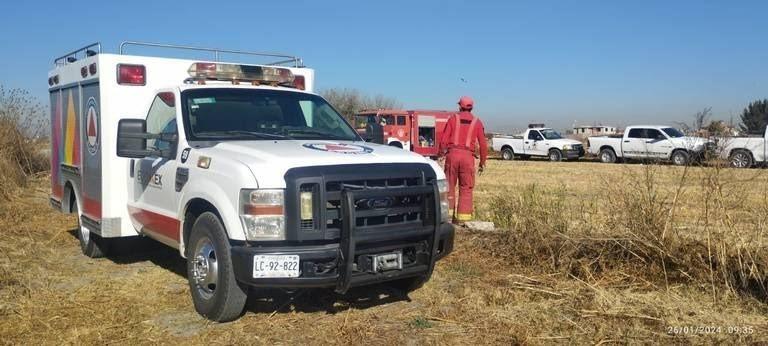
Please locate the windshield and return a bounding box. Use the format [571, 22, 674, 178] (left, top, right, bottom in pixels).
[354, 114, 378, 130]
[662, 128, 684, 138]
[540, 129, 563, 140]
[182, 88, 360, 141]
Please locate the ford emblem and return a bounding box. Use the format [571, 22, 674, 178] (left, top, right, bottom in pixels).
[366, 197, 394, 209]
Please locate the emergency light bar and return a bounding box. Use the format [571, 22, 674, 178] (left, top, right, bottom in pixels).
[188, 63, 297, 87]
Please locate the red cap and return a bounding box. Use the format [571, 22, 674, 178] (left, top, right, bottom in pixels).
[458, 96, 474, 110]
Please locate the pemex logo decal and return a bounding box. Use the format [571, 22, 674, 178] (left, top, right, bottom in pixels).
[85, 97, 99, 155]
[303, 142, 373, 154]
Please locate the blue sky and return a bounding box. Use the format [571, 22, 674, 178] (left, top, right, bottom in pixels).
[1, 0, 766, 132]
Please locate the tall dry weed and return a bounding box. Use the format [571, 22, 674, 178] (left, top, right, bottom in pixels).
[0, 86, 49, 202]
[486, 162, 768, 302]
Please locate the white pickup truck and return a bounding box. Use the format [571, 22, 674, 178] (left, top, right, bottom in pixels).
[721, 125, 768, 168]
[588, 125, 712, 165]
[48, 42, 454, 322]
[492, 127, 584, 161]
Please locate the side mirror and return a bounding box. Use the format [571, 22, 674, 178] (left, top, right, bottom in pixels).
[117, 119, 154, 158]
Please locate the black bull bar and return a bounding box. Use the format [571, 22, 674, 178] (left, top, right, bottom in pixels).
[334, 183, 441, 293]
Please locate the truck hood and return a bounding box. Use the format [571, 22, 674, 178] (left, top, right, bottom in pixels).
[195, 140, 444, 188]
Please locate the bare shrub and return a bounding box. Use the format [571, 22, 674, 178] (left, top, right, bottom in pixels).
[0, 86, 49, 200]
[485, 164, 768, 302]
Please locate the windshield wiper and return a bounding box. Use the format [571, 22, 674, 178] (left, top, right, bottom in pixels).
[196, 130, 288, 139]
[283, 128, 350, 140]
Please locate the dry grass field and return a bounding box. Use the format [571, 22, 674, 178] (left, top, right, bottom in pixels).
[2, 158, 768, 345]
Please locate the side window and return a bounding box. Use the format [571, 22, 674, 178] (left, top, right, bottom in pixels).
[528, 130, 542, 140]
[396, 116, 406, 126]
[146, 92, 177, 153]
[627, 128, 643, 138]
[645, 129, 665, 140]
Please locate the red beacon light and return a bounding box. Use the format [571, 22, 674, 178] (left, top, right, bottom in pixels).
[187, 63, 295, 87]
[117, 64, 146, 85]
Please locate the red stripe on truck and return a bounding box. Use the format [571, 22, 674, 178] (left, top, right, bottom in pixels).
[127, 206, 180, 242]
[83, 197, 102, 219]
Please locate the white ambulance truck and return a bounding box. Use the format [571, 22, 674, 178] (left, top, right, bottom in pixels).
[49, 42, 454, 322]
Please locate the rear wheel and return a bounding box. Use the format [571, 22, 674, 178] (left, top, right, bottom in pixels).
[501, 147, 514, 160]
[548, 149, 562, 162]
[73, 203, 107, 258]
[187, 212, 247, 322]
[671, 150, 690, 166]
[729, 150, 753, 168]
[599, 148, 617, 163]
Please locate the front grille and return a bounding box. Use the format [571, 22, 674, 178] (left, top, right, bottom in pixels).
[325, 177, 424, 231]
[283, 163, 437, 242]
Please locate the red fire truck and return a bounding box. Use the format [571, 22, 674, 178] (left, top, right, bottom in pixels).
[354, 109, 454, 158]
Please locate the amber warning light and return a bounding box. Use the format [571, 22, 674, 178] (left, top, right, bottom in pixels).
[187, 63, 303, 89]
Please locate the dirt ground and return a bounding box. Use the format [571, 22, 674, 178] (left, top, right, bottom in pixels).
[1, 159, 767, 345]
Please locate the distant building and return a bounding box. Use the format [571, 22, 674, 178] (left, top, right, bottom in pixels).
[572, 125, 617, 137]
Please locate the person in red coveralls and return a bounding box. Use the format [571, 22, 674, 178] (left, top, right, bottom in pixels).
[438, 96, 488, 223]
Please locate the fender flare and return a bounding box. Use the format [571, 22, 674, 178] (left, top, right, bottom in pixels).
[178, 183, 244, 257]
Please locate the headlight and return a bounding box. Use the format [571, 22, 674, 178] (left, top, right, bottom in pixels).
[437, 179, 449, 223]
[240, 189, 285, 240]
[562, 144, 572, 150]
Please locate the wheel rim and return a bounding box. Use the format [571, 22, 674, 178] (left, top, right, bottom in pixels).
[731, 153, 749, 168]
[191, 238, 218, 300]
[79, 223, 90, 245]
[503, 150, 511, 160]
[76, 206, 90, 245]
[601, 152, 611, 162]
[550, 152, 559, 161]
[673, 153, 685, 165]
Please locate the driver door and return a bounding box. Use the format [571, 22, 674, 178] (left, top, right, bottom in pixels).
[128, 91, 182, 247]
[526, 130, 545, 155]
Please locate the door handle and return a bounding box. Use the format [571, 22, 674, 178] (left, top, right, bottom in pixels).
[524, 141, 529, 144]
[623, 140, 630, 143]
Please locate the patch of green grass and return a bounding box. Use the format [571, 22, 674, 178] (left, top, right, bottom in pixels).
[409, 316, 433, 329]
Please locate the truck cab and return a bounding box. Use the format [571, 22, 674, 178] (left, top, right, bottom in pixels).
[354, 109, 453, 158]
[49, 42, 454, 322]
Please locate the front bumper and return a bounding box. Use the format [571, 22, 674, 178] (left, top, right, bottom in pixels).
[564, 148, 584, 159]
[231, 222, 454, 289]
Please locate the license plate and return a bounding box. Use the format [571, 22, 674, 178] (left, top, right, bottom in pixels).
[252, 255, 300, 278]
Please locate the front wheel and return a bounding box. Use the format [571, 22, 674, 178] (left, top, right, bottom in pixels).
[548, 149, 562, 162]
[671, 150, 690, 166]
[187, 212, 247, 322]
[729, 150, 753, 168]
[501, 147, 514, 161]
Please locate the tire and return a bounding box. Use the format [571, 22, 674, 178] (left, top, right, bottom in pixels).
[671, 150, 690, 166]
[729, 150, 753, 168]
[390, 275, 427, 293]
[548, 149, 562, 162]
[599, 148, 617, 163]
[501, 147, 514, 161]
[187, 212, 247, 322]
[73, 203, 107, 258]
